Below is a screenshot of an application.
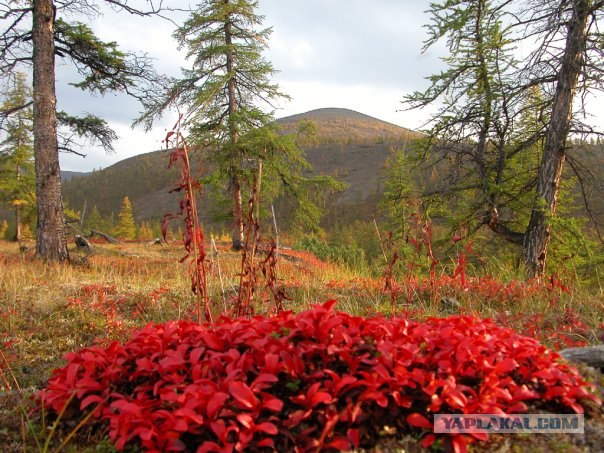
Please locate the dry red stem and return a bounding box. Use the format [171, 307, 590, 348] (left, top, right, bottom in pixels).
[162, 116, 210, 322]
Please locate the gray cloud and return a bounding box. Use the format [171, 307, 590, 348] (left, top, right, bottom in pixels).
[58, 0, 446, 171]
[259, 0, 441, 90]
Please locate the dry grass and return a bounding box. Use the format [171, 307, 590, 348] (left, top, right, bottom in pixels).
[0, 238, 602, 452]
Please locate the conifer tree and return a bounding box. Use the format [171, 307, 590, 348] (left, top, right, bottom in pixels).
[519, 0, 604, 277]
[399, 0, 604, 277]
[402, 0, 524, 243]
[0, 72, 35, 242]
[114, 196, 136, 240]
[84, 205, 105, 232]
[0, 0, 168, 261]
[0, 220, 8, 239]
[381, 147, 416, 236]
[137, 221, 154, 241]
[138, 0, 342, 249]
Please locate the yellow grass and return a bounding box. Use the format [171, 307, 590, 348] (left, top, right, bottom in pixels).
[0, 238, 603, 451]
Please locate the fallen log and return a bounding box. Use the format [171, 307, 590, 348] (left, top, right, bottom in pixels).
[89, 229, 122, 244]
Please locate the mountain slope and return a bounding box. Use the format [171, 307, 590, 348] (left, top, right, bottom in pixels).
[61, 108, 417, 228]
[277, 107, 419, 144]
[61, 171, 88, 182]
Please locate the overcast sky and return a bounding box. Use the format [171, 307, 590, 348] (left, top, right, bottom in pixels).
[57, 0, 445, 172]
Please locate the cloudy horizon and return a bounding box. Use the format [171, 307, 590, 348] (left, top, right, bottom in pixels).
[57, 0, 443, 172]
[54, 0, 604, 173]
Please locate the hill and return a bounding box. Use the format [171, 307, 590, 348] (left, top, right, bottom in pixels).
[61, 108, 421, 229]
[276, 107, 418, 144]
[58, 108, 604, 234]
[61, 170, 88, 182]
[62, 150, 184, 222]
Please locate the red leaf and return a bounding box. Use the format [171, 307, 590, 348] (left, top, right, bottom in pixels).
[262, 397, 283, 412]
[251, 373, 278, 391]
[470, 431, 489, 441]
[347, 428, 360, 447]
[189, 347, 205, 364]
[111, 400, 142, 416]
[450, 434, 469, 453]
[164, 131, 175, 143]
[236, 413, 254, 429]
[545, 386, 565, 398]
[256, 438, 275, 448]
[420, 434, 436, 448]
[512, 385, 539, 401]
[263, 353, 280, 374]
[174, 407, 204, 424]
[407, 412, 432, 429]
[493, 358, 517, 374]
[446, 390, 467, 409]
[138, 427, 155, 441]
[210, 419, 226, 439]
[207, 392, 229, 419]
[229, 381, 257, 410]
[80, 394, 103, 410]
[65, 363, 80, 386]
[202, 332, 224, 350]
[254, 422, 278, 435]
[325, 438, 350, 450]
[310, 391, 334, 407]
[74, 377, 102, 391]
[359, 390, 388, 408]
[335, 375, 358, 395]
[322, 300, 338, 311]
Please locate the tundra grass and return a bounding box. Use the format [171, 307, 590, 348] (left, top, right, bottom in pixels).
[0, 239, 602, 451]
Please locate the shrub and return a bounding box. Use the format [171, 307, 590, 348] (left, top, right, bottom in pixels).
[40, 301, 600, 452]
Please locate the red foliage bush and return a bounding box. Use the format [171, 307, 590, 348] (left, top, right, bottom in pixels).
[40, 301, 600, 452]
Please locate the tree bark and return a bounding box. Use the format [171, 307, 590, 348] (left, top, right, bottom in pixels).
[224, 4, 244, 250]
[522, 0, 591, 278]
[33, 0, 69, 262]
[231, 177, 244, 250]
[14, 205, 21, 242]
[14, 165, 21, 242]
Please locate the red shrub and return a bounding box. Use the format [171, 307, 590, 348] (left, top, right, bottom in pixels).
[40, 301, 600, 452]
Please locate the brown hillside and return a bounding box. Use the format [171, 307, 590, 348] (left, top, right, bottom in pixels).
[53, 109, 604, 236]
[277, 107, 420, 144]
[60, 108, 419, 228]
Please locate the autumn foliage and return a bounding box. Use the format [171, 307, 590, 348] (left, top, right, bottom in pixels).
[40, 301, 600, 452]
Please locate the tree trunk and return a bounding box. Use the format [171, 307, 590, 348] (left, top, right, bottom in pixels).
[32, 0, 69, 262]
[224, 5, 244, 250]
[231, 177, 244, 250]
[14, 165, 21, 242]
[522, 0, 590, 278]
[14, 205, 21, 242]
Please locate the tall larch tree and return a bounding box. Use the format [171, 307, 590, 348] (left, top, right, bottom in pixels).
[520, 0, 604, 277]
[401, 0, 524, 242]
[0, 0, 169, 261]
[138, 0, 344, 250]
[138, 0, 281, 250]
[32, 0, 66, 259]
[401, 0, 604, 278]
